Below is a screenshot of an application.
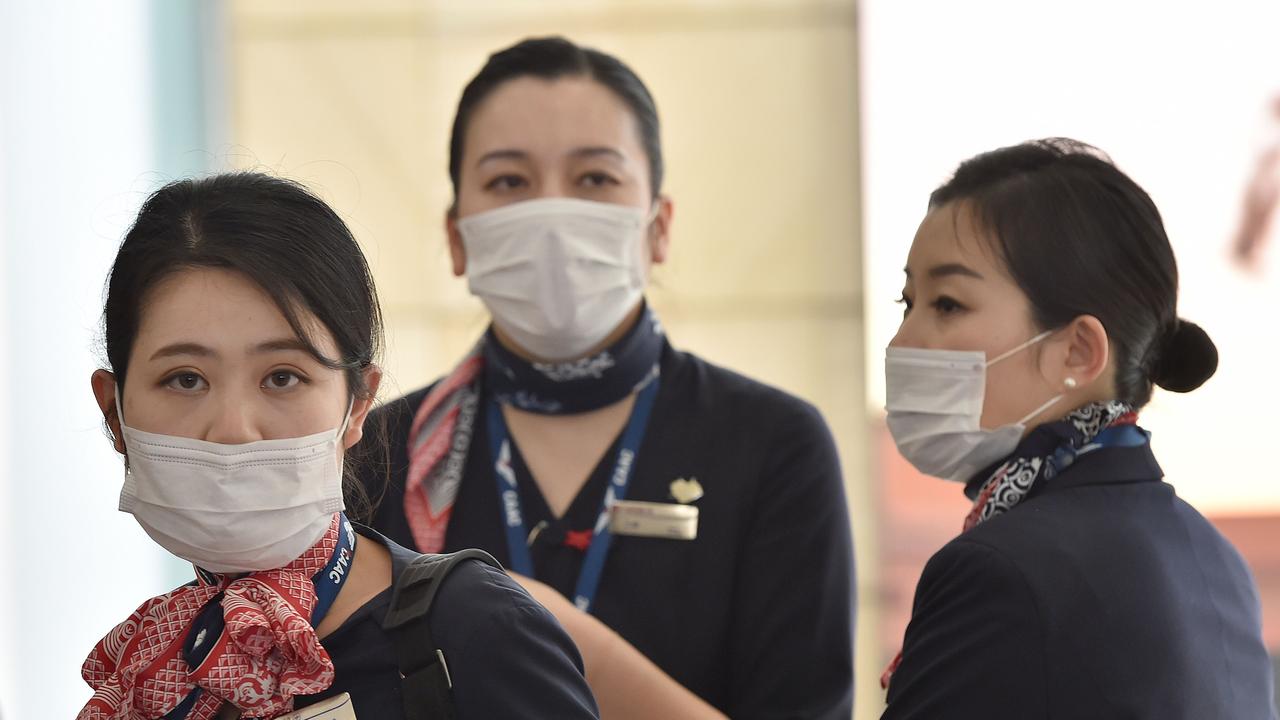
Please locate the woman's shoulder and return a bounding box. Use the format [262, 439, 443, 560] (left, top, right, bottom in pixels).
[377, 531, 541, 619]
[660, 344, 830, 429]
[947, 476, 1258, 614]
[371, 531, 599, 718]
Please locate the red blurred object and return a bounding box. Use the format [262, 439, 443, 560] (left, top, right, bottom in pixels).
[1209, 515, 1280, 650]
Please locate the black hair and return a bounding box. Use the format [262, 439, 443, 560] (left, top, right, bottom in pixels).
[930, 138, 1217, 408]
[448, 36, 663, 199]
[102, 172, 386, 518]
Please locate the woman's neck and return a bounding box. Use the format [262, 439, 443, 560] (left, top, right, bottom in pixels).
[492, 301, 646, 363]
[314, 530, 392, 639]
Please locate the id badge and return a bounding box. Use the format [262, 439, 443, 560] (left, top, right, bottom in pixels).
[278, 693, 357, 720]
[610, 500, 698, 540]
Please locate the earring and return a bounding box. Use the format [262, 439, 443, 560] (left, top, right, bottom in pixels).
[1064, 377, 1079, 390]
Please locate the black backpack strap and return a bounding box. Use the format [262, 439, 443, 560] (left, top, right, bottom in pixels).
[382, 549, 503, 720]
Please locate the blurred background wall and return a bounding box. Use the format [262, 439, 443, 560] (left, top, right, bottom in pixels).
[3, 1, 1279, 718]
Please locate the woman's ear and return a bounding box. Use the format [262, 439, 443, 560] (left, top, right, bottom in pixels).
[647, 195, 674, 265]
[446, 207, 466, 277]
[90, 369, 126, 454]
[342, 365, 384, 450]
[1057, 315, 1111, 392]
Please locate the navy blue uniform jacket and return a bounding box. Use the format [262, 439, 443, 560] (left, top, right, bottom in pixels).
[356, 342, 856, 718]
[883, 441, 1277, 719]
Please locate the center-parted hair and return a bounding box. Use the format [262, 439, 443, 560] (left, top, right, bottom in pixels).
[930, 138, 1217, 408]
[448, 36, 664, 198]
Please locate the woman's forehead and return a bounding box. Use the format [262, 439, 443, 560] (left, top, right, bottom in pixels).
[134, 267, 338, 360]
[464, 76, 644, 163]
[908, 202, 1006, 279]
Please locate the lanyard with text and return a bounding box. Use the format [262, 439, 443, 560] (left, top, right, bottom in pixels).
[163, 516, 357, 720]
[487, 377, 660, 613]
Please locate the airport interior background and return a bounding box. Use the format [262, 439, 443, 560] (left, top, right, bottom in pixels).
[1, 1, 1278, 717]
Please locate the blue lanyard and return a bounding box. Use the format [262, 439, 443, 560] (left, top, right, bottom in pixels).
[165, 515, 357, 719]
[488, 377, 660, 614]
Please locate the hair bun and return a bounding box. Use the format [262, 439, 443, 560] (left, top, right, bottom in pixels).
[1151, 319, 1218, 393]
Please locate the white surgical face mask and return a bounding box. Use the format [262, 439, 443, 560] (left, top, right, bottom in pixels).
[885, 331, 1062, 483]
[116, 387, 351, 573]
[458, 197, 653, 362]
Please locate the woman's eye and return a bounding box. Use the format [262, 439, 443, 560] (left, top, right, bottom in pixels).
[895, 294, 914, 316]
[484, 174, 527, 192]
[578, 171, 618, 188]
[164, 372, 207, 392]
[263, 371, 302, 390]
[933, 295, 965, 315]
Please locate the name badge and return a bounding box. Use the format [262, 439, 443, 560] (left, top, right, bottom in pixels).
[278, 692, 357, 720]
[610, 500, 698, 540]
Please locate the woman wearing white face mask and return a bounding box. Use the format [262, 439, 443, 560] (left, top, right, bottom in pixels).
[355, 37, 855, 719]
[80, 173, 600, 719]
[880, 139, 1276, 719]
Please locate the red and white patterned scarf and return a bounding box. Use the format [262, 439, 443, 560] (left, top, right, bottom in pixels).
[404, 344, 484, 554]
[79, 514, 343, 719]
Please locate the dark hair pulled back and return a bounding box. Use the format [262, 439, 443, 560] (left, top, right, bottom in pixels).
[449, 36, 664, 198]
[930, 138, 1217, 408]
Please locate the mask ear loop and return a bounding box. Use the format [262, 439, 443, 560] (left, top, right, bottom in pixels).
[1016, 392, 1065, 426]
[336, 396, 357, 443]
[112, 384, 133, 473]
[113, 383, 125, 426]
[644, 201, 661, 225]
[985, 329, 1067, 425]
[986, 329, 1055, 367]
[637, 202, 663, 287]
[334, 396, 360, 477]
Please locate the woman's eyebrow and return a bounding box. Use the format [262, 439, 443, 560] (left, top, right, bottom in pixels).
[569, 146, 626, 162]
[904, 263, 985, 280]
[251, 338, 313, 355]
[149, 342, 216, 361]
[475, 148, 528, 167]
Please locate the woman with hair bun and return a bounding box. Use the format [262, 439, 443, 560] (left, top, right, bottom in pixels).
[880, 139, 1276, 719]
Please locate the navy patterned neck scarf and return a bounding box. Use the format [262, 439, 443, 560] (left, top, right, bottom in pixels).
[960, 400, 1141, 530]
[482, 303, 664, 415]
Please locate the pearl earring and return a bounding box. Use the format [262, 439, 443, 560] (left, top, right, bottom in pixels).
[1064, 377, 1078, 390]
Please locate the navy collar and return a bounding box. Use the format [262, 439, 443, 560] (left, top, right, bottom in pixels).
[964, 426, 1164, 500]
[482, 303, 664, 415]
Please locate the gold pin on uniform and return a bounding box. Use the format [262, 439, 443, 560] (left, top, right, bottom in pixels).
[669, 477, 704, 504]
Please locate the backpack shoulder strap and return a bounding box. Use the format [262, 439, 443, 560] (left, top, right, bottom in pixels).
[382, 548, 503, 720]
